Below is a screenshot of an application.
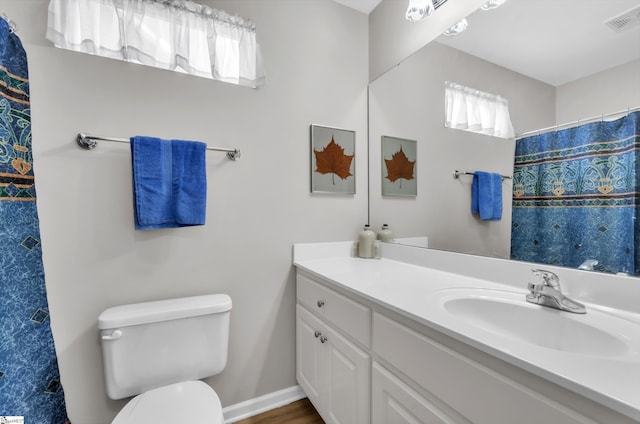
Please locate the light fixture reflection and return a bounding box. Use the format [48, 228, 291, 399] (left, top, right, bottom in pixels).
[405, 0, 435, 22]
[481, 0, 508, 11]
[442, 18, 468, 36]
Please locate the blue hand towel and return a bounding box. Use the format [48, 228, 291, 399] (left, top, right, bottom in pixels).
[471, 171, 502, 221]
[131, 136, 207, 230]
[171, 139, 207, 225]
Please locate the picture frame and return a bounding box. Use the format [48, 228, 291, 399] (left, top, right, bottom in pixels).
[310, 124, 356, 194]
[381, 135, 417, 197]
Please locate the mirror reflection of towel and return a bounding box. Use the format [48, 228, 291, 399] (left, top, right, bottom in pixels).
[131, 136, 207, 230]
[471, 171, 502, 221]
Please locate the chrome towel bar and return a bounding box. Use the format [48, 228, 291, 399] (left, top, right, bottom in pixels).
[76, 133, 241, 161]
[453, 170, 512, 181]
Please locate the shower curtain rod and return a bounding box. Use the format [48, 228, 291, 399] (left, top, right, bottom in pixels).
[516, 105, 640, 140]
[76, 133, 241, 161]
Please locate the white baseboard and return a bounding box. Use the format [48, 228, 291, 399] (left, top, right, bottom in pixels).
[222, 385, 306, 423]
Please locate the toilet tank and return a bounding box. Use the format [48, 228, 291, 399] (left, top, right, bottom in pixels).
[98, 294, 232, 400]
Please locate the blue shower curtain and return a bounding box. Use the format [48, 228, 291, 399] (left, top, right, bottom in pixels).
[0, 19, 68, 423]
[511, 111, 640, 275]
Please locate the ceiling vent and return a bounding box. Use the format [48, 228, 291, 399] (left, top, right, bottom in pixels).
[605, 5, 640, 32]
[433, 0, 448, 9]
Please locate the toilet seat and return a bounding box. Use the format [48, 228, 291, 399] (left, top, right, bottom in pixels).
[112, 380, 223, 424]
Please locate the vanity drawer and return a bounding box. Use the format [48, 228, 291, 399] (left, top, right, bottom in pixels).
[297, 272, 371, 348]
[372, 313, 596, 424]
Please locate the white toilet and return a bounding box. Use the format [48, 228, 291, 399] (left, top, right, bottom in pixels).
[98, 294, 232, 423]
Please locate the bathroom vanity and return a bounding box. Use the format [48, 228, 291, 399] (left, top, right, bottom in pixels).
[293, 242, 640, 424]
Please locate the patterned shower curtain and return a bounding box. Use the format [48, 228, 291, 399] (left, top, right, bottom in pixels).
[511, 111, 640, 275]
[0, 19, 68, 423]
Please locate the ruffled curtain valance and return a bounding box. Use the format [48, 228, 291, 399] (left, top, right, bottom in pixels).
[445, 81, 514, 139]
[46, 0, 265, 88]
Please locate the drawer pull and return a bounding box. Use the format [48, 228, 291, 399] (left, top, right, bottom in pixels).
[317, 300, 325, 308]
[314, 330, 322, 338]
[320, 336, 328, 343]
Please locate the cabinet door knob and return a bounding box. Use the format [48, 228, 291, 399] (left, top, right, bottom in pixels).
[320, 336, 328, 343]
[317, 300, 325, 308]
[314, 330, 322, 338]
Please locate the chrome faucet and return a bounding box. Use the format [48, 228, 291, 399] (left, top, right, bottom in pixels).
[578, 259, 599, 271]
[526, 269, 586, 314]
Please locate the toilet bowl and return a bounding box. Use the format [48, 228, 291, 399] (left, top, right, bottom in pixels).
[98, 294, 232, 424]
[112, 381, 224, 424]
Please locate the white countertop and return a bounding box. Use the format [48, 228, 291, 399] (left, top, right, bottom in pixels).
[293, 242, 640, 421]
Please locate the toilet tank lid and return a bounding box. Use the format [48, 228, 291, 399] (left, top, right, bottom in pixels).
[98, 294, 232, 329]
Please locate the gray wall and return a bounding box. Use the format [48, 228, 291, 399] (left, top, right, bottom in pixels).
[4, 1, 368, 423]
[556, 59, 640, 123]
[369, 41, 555, 258]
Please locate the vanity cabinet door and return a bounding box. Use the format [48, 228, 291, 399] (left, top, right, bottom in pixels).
[296, 304, 370, 424]
[372, 362, 469, 424]
[322, 321, 370, 424]
[297, 304, 323, 407]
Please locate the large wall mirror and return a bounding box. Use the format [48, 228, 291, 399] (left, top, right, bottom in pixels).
[369, 0, 640, 276]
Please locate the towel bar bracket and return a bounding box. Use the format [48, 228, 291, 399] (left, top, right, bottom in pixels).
[77, 133, 97, 150]
[453, 170, 473, 179]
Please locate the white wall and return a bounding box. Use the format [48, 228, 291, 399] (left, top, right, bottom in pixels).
[3, 1, 369, 422]
[556, 59, 640, 124]
[369, 0, 487, 81]
[369, 41, 555, 258]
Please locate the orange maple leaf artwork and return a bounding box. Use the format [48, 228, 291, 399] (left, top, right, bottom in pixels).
[385, 146, 415, 185]
[314, 136, 354, 185]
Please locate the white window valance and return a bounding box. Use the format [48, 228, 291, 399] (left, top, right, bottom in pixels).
[46, 0, 265, 88]
[445, 81, 514, 139]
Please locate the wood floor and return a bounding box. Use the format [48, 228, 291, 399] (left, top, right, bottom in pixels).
[235, 398, 324, 424]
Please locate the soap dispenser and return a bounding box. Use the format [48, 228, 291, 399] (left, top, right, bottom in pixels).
[377, 224, 394, 243]
[357, 225, 375, 258]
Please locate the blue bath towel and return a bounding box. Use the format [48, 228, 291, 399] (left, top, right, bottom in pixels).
[471, 171, 502, 221]
[131, 136, 207, 230]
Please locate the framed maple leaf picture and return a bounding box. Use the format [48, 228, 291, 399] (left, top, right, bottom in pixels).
[382, 136, 417, 196]
[311, 124, 356, 194]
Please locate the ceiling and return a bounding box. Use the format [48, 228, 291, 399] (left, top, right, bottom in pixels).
[436, 0, 640, 86]
[335, 0, 640, 86]
[333, 0, 382, 14]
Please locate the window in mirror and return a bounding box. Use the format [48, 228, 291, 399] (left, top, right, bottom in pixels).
[444, 81, 515, 139]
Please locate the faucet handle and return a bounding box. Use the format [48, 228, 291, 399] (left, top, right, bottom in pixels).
[531, 269, 560, 289]
[527, 282, 540, 293]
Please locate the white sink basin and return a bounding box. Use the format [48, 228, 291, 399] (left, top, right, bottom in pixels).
[432, 288, 640, 358]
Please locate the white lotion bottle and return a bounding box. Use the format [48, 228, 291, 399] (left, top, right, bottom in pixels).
[357, 225, 375, 258]
[377, 224, 394, 242]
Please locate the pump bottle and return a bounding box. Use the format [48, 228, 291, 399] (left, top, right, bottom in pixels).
[357, 225, 375, 258]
